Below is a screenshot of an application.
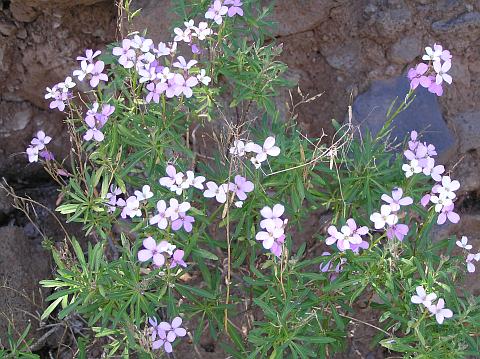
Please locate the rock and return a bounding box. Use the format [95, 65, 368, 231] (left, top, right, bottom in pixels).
[450, 112, 480, 153]
[352, 75, 455, 155]
[0, 226, 51, 343]
[432, 12, 480, 34]
[388, 35, 422, 64]
[374, 8, 412, 39]
[129, 0, 175, 42]
[270, 0, 336, 37]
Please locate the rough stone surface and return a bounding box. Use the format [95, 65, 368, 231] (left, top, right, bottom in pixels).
[353, 76, 455, 155]
[0, 226, 51, 343]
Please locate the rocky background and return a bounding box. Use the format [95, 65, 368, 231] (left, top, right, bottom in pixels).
[0, 0, 479, 357]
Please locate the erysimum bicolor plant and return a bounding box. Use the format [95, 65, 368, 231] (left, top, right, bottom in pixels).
[12, 1, 478, 358]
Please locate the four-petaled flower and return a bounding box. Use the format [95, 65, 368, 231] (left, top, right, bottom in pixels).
[411, 286, 437, 307]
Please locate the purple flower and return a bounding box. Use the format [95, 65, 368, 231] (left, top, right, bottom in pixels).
[120, 196, 141, 218]
[170, 249, 187, 268]
[174, 75, 199, 98]
[420, 193, 431, 207]
[229, 175, 254, 200]
[26, 146, 39, 163]
[31, 130, 51, 150]
[151, 317, 186, 353]
[138, 237, 166, 267]
[325, 219, 366, 251]
[146, 82, 167, 103]
[320, 252, 346, 281]
[84, 116, 105, 142]
[381, 188, 413, 212]
[48, 87, 69, 111]
[260, 204, 285, 228]
[386, 223, 409, 241]
[270, 234, 285, 257]
[437, 203, 460, 225]
[72, 60, 94, 82]
[95, 104, 115, 127]
[39, 150, 55, 161]
[150, 200, 169, 229]
[171, 212, 195, 232]
[89, 61, 108, 88]
[191, 44, 202, 54]
[77, 49, 101, 63]
[112, 39, 136, 68]
[165, 198, 191, 221]
[428, 298, 453, 324]
[225, 0, 244, 17]
[205, 0, 228, 24]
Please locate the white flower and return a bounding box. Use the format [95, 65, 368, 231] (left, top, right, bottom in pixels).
[72, 60, 94, 81]
[173, 56, 197, 70]
[402, 159, 422, 178]
[250, 156, 262, 169]
[149, 200, 169, 229]
[26, 146, 39, 163]
[466, 253, 478, 273]
[203, 181, 229, 203]
[157, 67, 175, 83]
[184, 19, 195, 30]
[173, 27, 192, 43]
[433, 60, 452, 85]
[369, 205, 398, 229]
[427, 298, 453, 324]
[194, 22, 212, 40]
[58, 76, 76, 92]
[197, 69, 211, 86]
[411, 286, 437, 307]
[153, 42, 171, 57]
[234, 201, 243, 208]
[255, 136, 281, 163]
[456, 236, 472, 251]
[260, 204, 285, 229]
[437, 176, 460, 200]
[31, 130, 52, 150]
[229, 140, 246, 157]
[422, 44, 442, 62]
[134, 185, 153, 201]
[430, 195, 453, 213]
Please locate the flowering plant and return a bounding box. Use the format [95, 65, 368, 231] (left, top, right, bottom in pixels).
[12, 0, 479, 358]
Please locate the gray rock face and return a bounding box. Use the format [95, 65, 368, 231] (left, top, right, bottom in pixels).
[0, 226, 51, 343]
[352, 76, 455, 155]
[432, 12, 480, 34]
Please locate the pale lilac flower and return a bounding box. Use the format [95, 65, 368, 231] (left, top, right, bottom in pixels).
[260, 204, 285, 228]
[165, 78, 180, 98]
[350, 240, 369, 253]
[135, 52, 156, 71]
[157, 67, 175, 83]
[77, 49, 101, 63]
[165, 198, 191, 221]
[106, 185, 122, 212]
[89, 61, 108, 88]
[138, 237, 166, 267]
[250, 156, 262, 169]
[184, 171, 205, 190]
[229, 140, 246, 157]
[150, 200, 169, 229]
[225, 0, 244, 17]
[370, 205, 398, 229]
[72, 60, 94, 81]
[146, 82, 166, 103]
[402, 159, 422, 178]
[131, 35, 153, 53]
[174, 75, 199, 98]
[420, 194, 431, 207]
[255, 221, 284, 250]
[49, 90, 69, 111]
[254, 136, 281, 163]
[437, 204, 459, 225]
[456, 236, 472, 250]
[138, 66, 158, 83]
[408, 63, 430, 89]
[84, 116, 105, 142]
[160, 165, 180, 188]
[203, 181, 229, 203]
[386, 223, 409, 241]
[205, 0, 228, 24]
[173, 56, 198, 71]
[423, 157, 444, 182]
[194, 22, 212, 40]
[411, 286, 437, 307]
[159, 317, 187, 352]
[112, 39, 136, 68]
[26, 146, 39, 163]
[173, 27, 192, 43]
[170, 249, 187, 268]
[31, 130, 52, 150]
[191, 44, 201, 54]
[234, 201, 243, 208]
[428, 79, 443, 96]
[466, 253, 479, 273]
[134, 185, 153, 201]
[44, 86, 58, 100]
[433, 60, 452, 85]
[197, 69, 211, 85]
[171, 212, 195, 232]
[153, 42, 171, 57]
[320, 252, 346, 281]
[441, 49, 452, 62]
[121, 195, 142, 218]
[229, 175, 254, 200]
[381, 188, 413, 212]
[94, 104, 115, 127]
[325, 223, 363, 251]
[428, 298, 453, 324]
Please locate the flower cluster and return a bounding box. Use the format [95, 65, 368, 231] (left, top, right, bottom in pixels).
[370, 187, 412, 241]
[148, 316, 186, 353]
[402, 131, 461, 225]
[407, 43, 452, 96]
[326, 218, 369, 252]
[159, 164, 205, 195]
[255, 204, 288, 257]
[150, 199, 194, 233]
[203, 175, 254, 206]
[83, 102, 115, 142]
[229, 136, 281, 169]
[456, 236, 480, 273]
[26, 130, 54, 163]
[411, 286, 453, 324]
[72, 49, 108, 88]
[205, 0, 243, 25]
[112, 24, 212, 103]
[138, 237, 186, 269]
[45, 76, 75, 111]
